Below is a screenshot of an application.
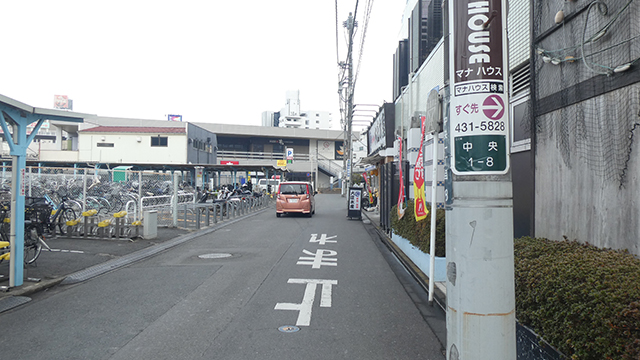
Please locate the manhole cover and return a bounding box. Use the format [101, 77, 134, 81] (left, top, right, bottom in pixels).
[278, 325, 300, 333]
[198, 253, 233, 259]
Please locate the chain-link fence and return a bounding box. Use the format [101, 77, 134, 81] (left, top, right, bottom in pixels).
[533, 0, 640, 186]
[0, 166, 195, 227]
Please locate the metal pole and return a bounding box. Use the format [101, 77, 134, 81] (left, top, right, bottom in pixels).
[428, 132, 439, 304]
[172, 171, 179, 227]
[138, 171, 143, 221]
[9, 127, 27, 287]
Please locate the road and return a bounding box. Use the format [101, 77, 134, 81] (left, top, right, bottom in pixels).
[0, 194, 445, 359]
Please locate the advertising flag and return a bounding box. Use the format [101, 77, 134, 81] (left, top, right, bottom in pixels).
[397, 136, 406, 220]
[413, 116, 428, 221]
[363, 172, 373, 204]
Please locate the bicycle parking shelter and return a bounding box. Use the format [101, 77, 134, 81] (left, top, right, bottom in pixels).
[0, 94, 92, 288]
[23, 161, 288, 190]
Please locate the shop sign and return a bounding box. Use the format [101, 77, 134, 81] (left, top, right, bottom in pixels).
[449, 0, 510, 175]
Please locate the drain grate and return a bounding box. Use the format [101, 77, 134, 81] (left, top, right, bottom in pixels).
[198, 253, 233, 259]
[278, 325, 300, 333]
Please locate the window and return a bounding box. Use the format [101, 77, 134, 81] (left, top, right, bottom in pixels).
[510, 92, 531, 153]
[97, 143, 114, 147]
[280, 184, 308, 195]
[151, 136, 168, 147]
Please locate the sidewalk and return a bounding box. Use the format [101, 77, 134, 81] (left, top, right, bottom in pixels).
[0, 227, 191, 303]
[360, 206, 447, 308]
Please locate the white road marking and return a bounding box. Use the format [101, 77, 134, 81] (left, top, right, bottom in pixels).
[275, 279, 338, 326]
[297, 249, 337, 268]
[44, 249, 85, 254]
[309, 234, 337, 245]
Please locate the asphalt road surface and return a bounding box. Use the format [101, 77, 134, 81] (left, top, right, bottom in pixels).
[0, 194, 445, 359]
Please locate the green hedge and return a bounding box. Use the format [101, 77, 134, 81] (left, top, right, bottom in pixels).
[387, 206, 639, 359]
[390, 200, 446, 257]
[514, 237, 640, 360]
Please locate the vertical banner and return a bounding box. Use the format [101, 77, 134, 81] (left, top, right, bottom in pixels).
[334, 141, 345, 160]
[397, 136, 406, 220]
[413, 116, 428, 221]
[450, 0, 510, 175]
[195, 167, 203, 188]
[362, 172, 373, 203]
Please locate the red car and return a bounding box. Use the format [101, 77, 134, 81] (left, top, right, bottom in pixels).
[275, 182, 316, 217]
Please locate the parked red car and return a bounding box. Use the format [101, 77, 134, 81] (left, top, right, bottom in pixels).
[275, 182, 316, 217]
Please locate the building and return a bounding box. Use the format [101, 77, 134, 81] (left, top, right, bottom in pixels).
[262, 90, 333, 130]
[9, 115, 352, 191]
[76, 124, 216, 166]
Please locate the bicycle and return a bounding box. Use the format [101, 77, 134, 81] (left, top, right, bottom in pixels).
[0, 204, 51, 265]
[41, 194, 80, 236]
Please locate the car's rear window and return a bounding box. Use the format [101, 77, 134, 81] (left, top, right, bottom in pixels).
[279, 184, 308, 195]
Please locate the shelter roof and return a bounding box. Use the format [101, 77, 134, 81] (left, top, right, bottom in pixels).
[79, 126, 186, 134]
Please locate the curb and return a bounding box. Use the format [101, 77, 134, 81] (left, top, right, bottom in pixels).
[361, 210, 447, 312]
[0, 206, 270, 313]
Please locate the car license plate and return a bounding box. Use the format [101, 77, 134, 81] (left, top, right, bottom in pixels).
[288, 199, 299, 203]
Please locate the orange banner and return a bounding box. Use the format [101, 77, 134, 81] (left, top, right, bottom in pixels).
[413, 116, 428, 221]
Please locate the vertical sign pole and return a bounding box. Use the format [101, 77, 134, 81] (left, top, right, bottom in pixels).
[9, 123, 27, 287]
[428, 132, 438, 305]
[446, 0, 516, 359]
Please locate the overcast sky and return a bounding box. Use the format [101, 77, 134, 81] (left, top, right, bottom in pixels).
[1, 1, 409, 131]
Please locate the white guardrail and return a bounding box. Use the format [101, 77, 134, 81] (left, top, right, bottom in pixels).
[140, 192, 195, 223]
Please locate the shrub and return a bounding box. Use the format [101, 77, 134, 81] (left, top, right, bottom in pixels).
[514, 237, 640, 360]
[390, 200, 446, 257]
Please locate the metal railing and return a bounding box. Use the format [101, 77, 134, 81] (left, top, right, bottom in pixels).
[317, 153, 343, 177]
[176, 196, 271, 230]
[218, 150, 311, 162]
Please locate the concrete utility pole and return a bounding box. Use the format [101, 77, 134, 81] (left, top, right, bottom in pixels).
[444, 0, 516, 359]
[344, 12, 356, 194]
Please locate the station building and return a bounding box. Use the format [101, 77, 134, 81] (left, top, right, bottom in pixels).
[1, 115, 354, 190]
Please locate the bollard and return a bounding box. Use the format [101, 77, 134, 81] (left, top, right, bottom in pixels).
[143, 210, 158, 239]
[183, 204, 188, 228]
[195, 206, 201, 230]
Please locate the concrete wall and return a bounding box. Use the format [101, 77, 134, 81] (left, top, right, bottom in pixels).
[78, 133, 188, 164]
[186, 123, 217, 165]
[534, 84, 640, 256]
[532, 0, 640, 255]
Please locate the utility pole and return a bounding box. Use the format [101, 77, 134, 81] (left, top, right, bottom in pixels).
[344, 12, 356, 194]
[444, 0, 516, 358]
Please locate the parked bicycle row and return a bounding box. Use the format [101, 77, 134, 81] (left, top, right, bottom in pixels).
[0, 198, 60, 265]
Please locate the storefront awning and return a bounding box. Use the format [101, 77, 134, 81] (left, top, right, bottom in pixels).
[359, 153, 384, 165]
